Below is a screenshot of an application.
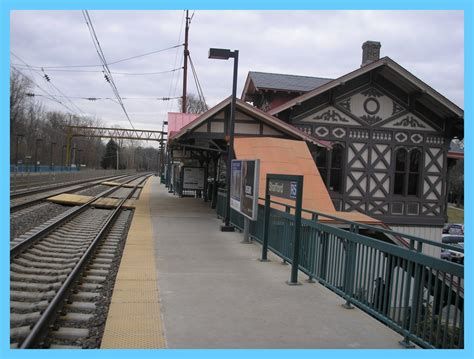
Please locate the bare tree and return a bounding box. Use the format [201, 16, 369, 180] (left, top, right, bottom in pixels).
[178, 93, 208, 114]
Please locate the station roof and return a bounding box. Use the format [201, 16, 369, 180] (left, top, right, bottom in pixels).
[241, 71, 333, 101]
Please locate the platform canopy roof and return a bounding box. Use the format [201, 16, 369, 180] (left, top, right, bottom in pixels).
[169, 96, 331, 149]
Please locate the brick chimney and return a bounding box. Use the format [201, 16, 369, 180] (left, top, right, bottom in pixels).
[361, 41, 381, 67]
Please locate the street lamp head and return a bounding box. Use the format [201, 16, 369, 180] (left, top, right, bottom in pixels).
[209, 48, 233, 60]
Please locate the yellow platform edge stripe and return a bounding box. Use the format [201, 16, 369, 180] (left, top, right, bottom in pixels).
[100, 177, 167, 349]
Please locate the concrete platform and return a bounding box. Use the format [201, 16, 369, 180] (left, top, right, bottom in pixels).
[148, 179, 408, 349]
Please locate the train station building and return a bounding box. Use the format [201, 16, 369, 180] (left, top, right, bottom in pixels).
[165, 41, 464, 247]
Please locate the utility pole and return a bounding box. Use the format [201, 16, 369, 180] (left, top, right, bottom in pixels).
[182, 10, 190, 113]
[116, 146, 119, 170]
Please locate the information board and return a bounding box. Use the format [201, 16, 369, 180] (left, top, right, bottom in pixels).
[182, 167, 205, 190]
[230, 159, 260, 221]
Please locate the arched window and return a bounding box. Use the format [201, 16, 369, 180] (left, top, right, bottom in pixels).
[314, 147, 328, 183]
[394, 148, 407, 195]
[408, 150, 421, 196]
[313, 144, 344, 193]
[393, 148, 421, 196]
[329, 144, 343, 192]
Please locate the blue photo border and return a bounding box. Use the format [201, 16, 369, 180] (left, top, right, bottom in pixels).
[1, 0, 471, 358]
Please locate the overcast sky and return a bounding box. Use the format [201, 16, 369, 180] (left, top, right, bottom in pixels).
[10, 10, 464, 132]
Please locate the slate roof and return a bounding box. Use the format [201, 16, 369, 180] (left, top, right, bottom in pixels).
[248, 71, 333, 93]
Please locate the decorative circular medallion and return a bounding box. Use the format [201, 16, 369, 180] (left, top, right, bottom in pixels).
[363, 98, 380, 115]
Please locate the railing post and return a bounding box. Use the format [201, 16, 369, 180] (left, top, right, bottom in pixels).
[409, 264, 422, 330]
[319, 232, 328, 281]
[260, 188, 271, 262]
[287, 176, 303, 286]
[399, 257, 415, 348]
[343, 224, 358, 309]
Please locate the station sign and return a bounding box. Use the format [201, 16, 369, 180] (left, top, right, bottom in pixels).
[230, 159, 260, 221]
[267, 178, 298, 200]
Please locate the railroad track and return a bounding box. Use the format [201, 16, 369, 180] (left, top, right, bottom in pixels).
[10, 173, 151, 348]
[11, 173, 132, 198]
[10, 174, 130, 212]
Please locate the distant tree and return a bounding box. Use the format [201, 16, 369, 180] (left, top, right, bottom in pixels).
[101, 139, 119, 169]
[178, 93, 208, 114]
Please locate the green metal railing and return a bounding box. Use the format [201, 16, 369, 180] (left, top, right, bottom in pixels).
[216, 189, 464, 348]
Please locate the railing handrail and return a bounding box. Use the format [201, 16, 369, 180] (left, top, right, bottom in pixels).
[217, 190, 460, 254]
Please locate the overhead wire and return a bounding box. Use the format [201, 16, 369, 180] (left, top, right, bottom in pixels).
[13, 11, 189, 125]
[11, 51, 86, 116]
[188, 54, 208, 111]
[81, 10, 135, 130]
[11, 66, 81, 116]
[11, 64, 183, 76]
[11, 44, 183, 69]
[24, 93, 181, 101]
[166, 10, 186, 114]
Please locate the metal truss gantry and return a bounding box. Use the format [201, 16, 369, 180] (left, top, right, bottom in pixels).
[65, 125, 167, 166]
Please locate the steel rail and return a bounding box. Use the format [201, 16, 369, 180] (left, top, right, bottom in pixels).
[10, 174, 130, 199]
[18, 174, 151, 348]
[10, 174, 131, 212]
[10, 173, 146, 258]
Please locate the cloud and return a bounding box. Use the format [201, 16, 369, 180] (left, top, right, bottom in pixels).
[10, 10, 464, 128]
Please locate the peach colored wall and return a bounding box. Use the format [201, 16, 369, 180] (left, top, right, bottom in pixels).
[234, 137, 379, 224]
[234, 137, 335, 213]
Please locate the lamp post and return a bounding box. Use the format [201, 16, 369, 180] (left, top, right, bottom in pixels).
[78, 149, 83, 169]
[15, 134, 24, 169]
[50, 142, 56, 171]
[34, 138, 43, 172]
[209, 47, 239, 232]
[160, 121, 168, 177]
[61, 144, 66, 171]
